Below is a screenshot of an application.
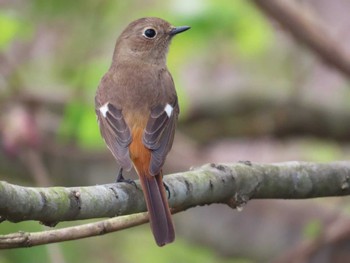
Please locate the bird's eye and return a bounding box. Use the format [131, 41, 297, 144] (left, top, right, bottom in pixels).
[143, 28, 157, 39]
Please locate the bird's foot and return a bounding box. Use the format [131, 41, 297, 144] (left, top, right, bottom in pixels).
[163, 182, 171, 199]
[116, 168, 137, 187]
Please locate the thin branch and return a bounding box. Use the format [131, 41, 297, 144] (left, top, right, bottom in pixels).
[1, 161, 350, 248]
[274, 213, 350, 263]
[252, 0, 350, 78]
[0, 212, 150, 249]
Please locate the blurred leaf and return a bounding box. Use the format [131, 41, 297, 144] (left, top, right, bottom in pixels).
[71, 59, 108, 91]
[168, 0, 272, 57]
[59, 102, 103, 149]
[58, 59, 109, 149]
[0, 12, 23, 50]
[31, 0, 96, 18]
[77, 108, 104, 148]
[304, 139, 342, 161]
[229, 0, 272, 57]
[303, 219, 322, 239]
[59, 101, 83, 142]
[118, 226, 252, 263]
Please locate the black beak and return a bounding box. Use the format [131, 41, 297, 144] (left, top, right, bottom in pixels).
[170, 26, 191, 36]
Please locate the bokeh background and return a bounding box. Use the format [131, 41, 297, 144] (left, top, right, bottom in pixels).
[1, 0, 350, 262]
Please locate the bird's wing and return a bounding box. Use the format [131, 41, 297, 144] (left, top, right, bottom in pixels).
[143, 96, 179, 176]
[96, 98, 133, 171]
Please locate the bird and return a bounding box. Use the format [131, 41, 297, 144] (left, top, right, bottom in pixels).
[95, 17, 190, 246]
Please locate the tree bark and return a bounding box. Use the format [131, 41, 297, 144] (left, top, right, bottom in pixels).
[1, 161, 350, 225]
[1, 161, 350, 248]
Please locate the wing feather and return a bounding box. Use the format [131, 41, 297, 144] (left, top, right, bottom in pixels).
[96, 100, 132, 170]
[143, 98, 179, 176]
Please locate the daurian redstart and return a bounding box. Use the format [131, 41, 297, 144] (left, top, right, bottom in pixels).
[95, 17, 190, 246]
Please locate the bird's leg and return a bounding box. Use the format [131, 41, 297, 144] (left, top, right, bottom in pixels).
[116, 168, 137, 187]
[116, 168, 124, 182]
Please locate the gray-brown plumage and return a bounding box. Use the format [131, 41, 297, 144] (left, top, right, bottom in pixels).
[95, 17, 190, 246]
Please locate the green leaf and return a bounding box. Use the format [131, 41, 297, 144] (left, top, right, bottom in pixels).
[59, 101, 104, 149]
[303, 219, 322, 239]
[0, 12, 22, 50]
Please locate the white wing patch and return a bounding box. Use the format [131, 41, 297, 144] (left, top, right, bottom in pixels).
[164, 103, 173, 118]
[99, 102, 109, 118]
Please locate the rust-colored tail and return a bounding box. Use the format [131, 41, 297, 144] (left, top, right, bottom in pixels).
[138, 171, 175, 246]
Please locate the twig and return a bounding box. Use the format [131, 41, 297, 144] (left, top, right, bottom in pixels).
[252, 0, 350, 78]
[274, 213, 350, 263]
[0, 212, 150, 249]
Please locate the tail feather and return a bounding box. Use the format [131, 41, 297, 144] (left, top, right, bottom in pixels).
[139, 172, 175, 246]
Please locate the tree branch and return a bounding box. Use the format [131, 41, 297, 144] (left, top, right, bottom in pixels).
[1, 161, 350, 248]
[1, 162, 350, 223]
[0, 212, 150, 249]
[252, 0, 350, 78]
[182, 94, 350, 142]
[274, 213, 350, 263]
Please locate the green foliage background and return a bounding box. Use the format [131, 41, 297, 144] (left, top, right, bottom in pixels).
[0, 0, 272, 149]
